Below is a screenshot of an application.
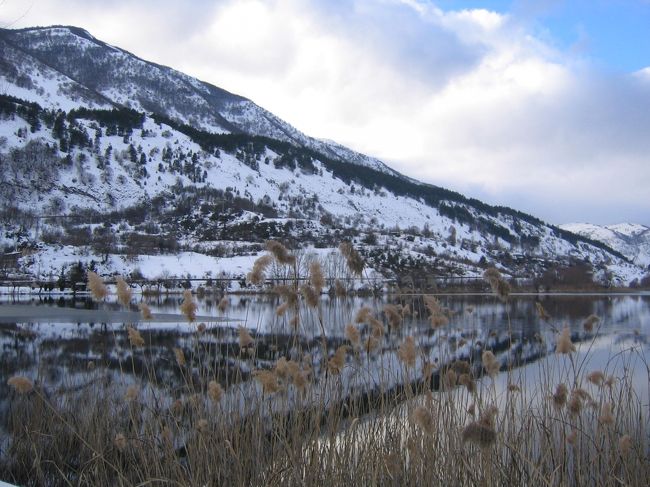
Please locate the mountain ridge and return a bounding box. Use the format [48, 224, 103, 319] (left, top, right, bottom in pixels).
[0, 25, 645, 287]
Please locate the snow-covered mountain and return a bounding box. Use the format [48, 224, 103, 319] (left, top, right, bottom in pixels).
[0, 25, 646, 287]
[560, 223, 650, 269]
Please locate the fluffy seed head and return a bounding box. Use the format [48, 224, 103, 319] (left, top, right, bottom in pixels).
[398, 336, 418, 368]
[334, 279, 347, 297]
[384, 304, 402, 329]
[412, 406, 435, 435]
[174, 348, 186, 367]
[300, 284, 319, 308]
[309, 261, 325, 293]
[125, 385, 139, 402]
[618, 435, 633, 455]
[266, 240, 296, 265]
[115, 276, 132, 307]
[139, 303, 152, 320]
[247, 254, 273, 285]
[127, 326, 145, 347]
[114, 433, 128, 451]
[599, 402, 615, 426]
[535, 302, 551, 321]
[552, 383, 568, 409]
[482, 350, 500, 378]
[7, 376, 33, 394]
[556, 327, 576, 354]
[238, 326, 254, 350]
[328, 345, 348, 374]
[253, 369, 281, 394]
[180, 289, 197, 322]
[583, 314, 600, 332]
[462, 421, 496, 448]
[587, 370, 605, 387]
[338, 241, 364, 276]
[87, 271, 108, 300]
[218, 297, 228, 313]
[208, 380, 224, 403]
[345, 324, 361, 348]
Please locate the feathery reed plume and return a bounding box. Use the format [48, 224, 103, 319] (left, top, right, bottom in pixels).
[459, 373, 476, 394]
[462, 407, 497, 448]
[397, 336, 417, 368]
[139, 302, 152, 320]
[383, 304, 402, 329]
[345, 324, 361, 349]
[208, 380, 223, 403]
[289, 315, 299, 330]
[599, 402, 615, 426]
[424, 295, 449, 328]
[328, 345, 348, 374]
[556, 327, 576, 354]
[618, 435, 633, 455]
[355, 306, 373, 324]
[238, 326, 254, 350]
[197, 322, 206, 333]
[252, 370, 281, 394]
[125, 385, 139, 402]
[266, 240, 296, 265]
[218, 296, 228, 313]
[174, 348, 186, 367]
[273, 285, 299, 307]
[87, 271, 108, 300]
[443, 369, 457, 389]
[161, 427, 173, 448]
[567, 391, 583, 416]
[334, 279, 347, 297]
[587, 370, 605, 387]
[339, 241, 364, 276]
[423, 362, 436, 382]
[370, 317, 385, 338]
[552, 384, 568, 409]
[452, 360, 471, 375]
[196, 419, 209, 434]
[180, 289, 197, 322]
[309, 261, 325, 293]
[7, 376, 33, 394]
[276, 302, 289, 316]
[582, 314, 600, 332]
[127, 326, 145, 347]
[116, 276, 132, 307]
[170, 398, 183, 416]
[114, 433, 128, 451]
[300, 284, 319, 308]
[507, 383, 521, 393]
[482, 350, 500, 378]
[247, 254, 273, 285]
[483, 267, 510, 301]
[604, 375, 616, 388]
[412, 406, 435, 435]
[535, 302, 551, 321]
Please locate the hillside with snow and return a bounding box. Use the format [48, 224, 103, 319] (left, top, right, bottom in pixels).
[0, 25, 646, 288]
[560, 223, 650, 269]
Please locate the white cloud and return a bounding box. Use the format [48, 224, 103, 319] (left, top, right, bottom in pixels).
[1, 0, 649, 225]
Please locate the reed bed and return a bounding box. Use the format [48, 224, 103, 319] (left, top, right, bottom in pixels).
[2, 244, 649, 486]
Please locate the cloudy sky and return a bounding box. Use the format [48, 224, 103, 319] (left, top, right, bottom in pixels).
[2, 0, 650, 226]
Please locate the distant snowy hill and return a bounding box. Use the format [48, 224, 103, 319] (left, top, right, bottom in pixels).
[560, 223, 650, 269]
[0, 25, 646, 287]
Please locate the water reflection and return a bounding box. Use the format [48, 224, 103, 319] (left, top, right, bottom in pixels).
[1, 293, 648, 419]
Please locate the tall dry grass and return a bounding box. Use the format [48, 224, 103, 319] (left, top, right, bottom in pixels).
[1, 246, 649, 486]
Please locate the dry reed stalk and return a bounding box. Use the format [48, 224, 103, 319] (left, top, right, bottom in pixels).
[87, 271, 108, 300]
